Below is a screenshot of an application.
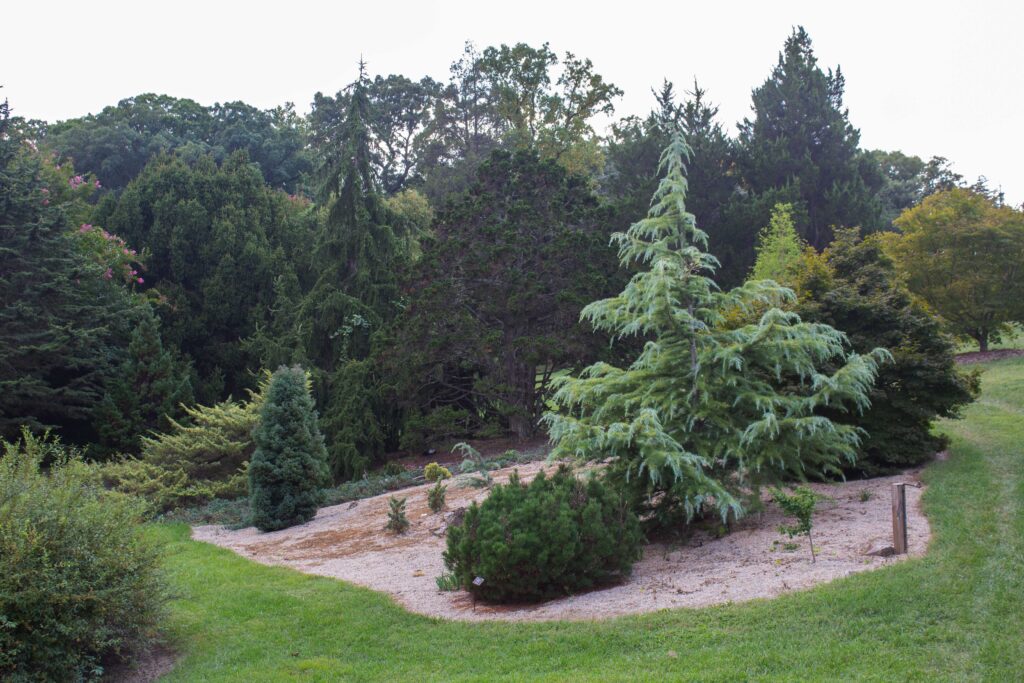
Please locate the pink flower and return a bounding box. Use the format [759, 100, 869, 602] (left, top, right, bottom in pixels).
[94, 179, 102, 189]
[79, 223, 92, 233]
[123, 248, 130, 255]
[136, 277, 144, 284]
[41, 188, 49, 194]
[103, 268, 113, 280]
[42, 199, 49, 205]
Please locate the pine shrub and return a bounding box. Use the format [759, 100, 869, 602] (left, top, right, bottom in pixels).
[424, 461, 452, 482]
[385, 496, 410, 533]
[427, 481, 447, 513]
[443, 467, 643, 603]
[248, 366, 329, 531]
[0, 430, 166, 680]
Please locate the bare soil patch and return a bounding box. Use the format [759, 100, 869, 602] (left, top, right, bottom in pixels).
[103, 645, 178, 682]
[193, 461, 930, 622]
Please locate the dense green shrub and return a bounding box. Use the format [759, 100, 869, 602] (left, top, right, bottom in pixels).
[248, 366, 330, 531]
[444, 467, 643, 603]
[385, 496, 410, 533]
[0, 431, 165, 681]
[794, 229, 978, 473]
[93, 305, 194, 455]
[140, 372, 269, 482]
[424, 461, 452, 482]
[427, 481, 447, 513]
[93, 458, 248, 515]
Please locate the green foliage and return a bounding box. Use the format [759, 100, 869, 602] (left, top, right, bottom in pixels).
[392, 148, 619, 439]
[794, 228, 978, 473]
[0, 430, 165, 680]
[140, 387, 261, 481]
[424, 462, 452, 482]
[93, 458, 248, 516]
[434, 571, 460, 592]
[771, 485, 821, 562]
[43, 93, 311, 192]
[248, 366, 330, 532]
[750, 203, 804, 283]
[890, 188, 1024, 351]
[444, 467, 642, 603]
[385, 496, 410, 533]
[97, 152, 313, 401]
[737, 26, 882, 247]
[93, 305, 194, 454]
[545, 129, 888, 525]
[0, 105, 137, 444]
[427, 481, 448, 513]
[398, 406, 475, 452]
[382, 461, 404, 477]
[321, 359, 395, 480]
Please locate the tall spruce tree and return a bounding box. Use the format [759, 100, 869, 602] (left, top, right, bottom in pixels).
[93, 305, 194, 454]
[298, 66, 406, 478]
[737, 27, 881, 249]
[545, 128, 888, 524]
[0, 100, 134, 443]
[248, 366, 330, 531]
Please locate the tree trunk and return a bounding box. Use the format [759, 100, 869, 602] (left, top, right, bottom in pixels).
[504, 351, 536, 440]
[976, 333, 989, 353]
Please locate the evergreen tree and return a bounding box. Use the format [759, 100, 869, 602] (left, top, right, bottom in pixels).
[750, 203, 805, 282]
[545, 128, 888, 525]
[392, 148, 619, 440]
[737, 27, 882, 249]
[248, 366, 330, 531]
[97, 152, 311, 401]
[793, 229, 978, 474]
[93, 305, 194, 454]
[0, 99, 134, 443]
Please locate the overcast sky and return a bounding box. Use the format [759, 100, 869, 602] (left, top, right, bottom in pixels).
[5, 0, 1022, 203]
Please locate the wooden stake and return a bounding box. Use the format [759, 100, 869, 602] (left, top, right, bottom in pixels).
[892, 483, 908, 555]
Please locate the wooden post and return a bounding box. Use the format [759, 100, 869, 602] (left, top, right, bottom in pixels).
[892, 483, 908, 555]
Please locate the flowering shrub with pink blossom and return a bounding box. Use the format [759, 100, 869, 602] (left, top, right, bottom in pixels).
[76, 223, 147, 287]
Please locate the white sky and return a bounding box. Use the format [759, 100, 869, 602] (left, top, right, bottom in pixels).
[5, 0, 1022, 203]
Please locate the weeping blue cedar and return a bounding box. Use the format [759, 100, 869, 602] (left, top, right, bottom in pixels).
[543, 127, 890, 523]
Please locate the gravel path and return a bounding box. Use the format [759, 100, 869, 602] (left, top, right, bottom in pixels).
[192, 461, 930, 622]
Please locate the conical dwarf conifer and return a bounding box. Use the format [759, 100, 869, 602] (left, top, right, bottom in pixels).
[249, 366, 330, 531]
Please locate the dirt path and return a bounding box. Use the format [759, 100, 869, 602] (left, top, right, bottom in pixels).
[192, 461, 930, 622]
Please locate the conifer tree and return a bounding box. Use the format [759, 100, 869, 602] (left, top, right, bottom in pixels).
[545, 128, 888, 524]
[248, 366, 330, 531]
[737, 27, 882, 248]
[94, 305, 194, 454]
[0, 100, 134, 443]
[750, 203, 805, 283]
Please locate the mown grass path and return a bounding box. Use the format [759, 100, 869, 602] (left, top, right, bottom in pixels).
[152, 358, 1024, 681]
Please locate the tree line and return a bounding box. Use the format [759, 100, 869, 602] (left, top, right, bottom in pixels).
[2, 27, 1020, 480]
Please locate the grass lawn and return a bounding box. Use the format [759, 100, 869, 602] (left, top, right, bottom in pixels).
[151, 357, 1024, 681]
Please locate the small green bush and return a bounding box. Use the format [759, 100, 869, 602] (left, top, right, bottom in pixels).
[249, 366, 330, 532]
[424, 461, 452, 482]
[435, 572, 460, 591]
[0, 430, 166, 681]
[772, 486, 822, 562]
[385, 496, 410, 533]
[444, 467, 643, 603]
[428, 481, 447, 513]
[382, 461, 404, 477]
